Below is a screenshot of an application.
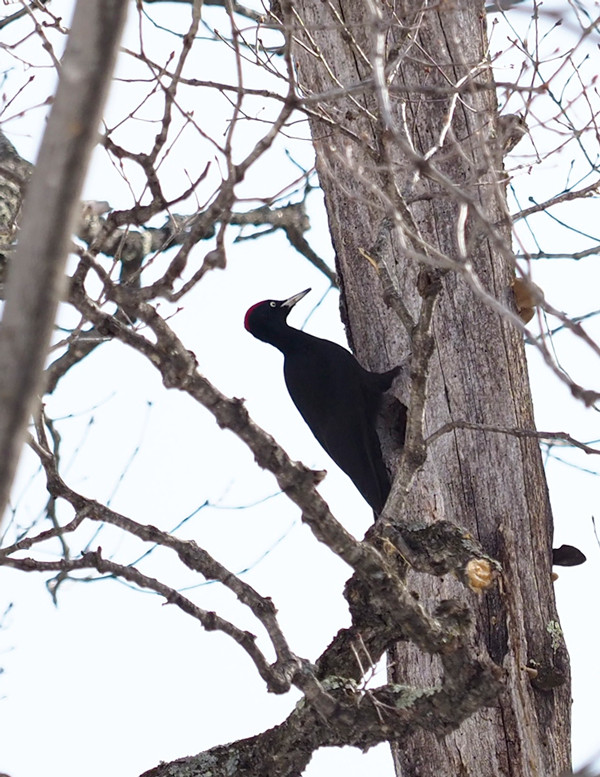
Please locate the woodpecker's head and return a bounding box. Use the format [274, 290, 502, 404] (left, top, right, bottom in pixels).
[244, 289, 310, 343]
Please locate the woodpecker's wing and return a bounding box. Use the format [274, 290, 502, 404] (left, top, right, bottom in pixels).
[283, 335, 391, 513]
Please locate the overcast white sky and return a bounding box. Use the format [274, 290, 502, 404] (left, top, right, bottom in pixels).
[0, 2, 599, 776]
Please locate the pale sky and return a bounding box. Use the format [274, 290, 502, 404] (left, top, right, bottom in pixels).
[0, 2, 598, 776]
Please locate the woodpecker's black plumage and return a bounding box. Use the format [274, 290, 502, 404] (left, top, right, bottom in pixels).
[245, 289, 403, 514]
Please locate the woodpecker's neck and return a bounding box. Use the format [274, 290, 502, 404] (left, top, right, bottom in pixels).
[256, 322, 312, 354]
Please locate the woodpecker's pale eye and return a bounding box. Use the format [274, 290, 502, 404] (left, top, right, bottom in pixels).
[269, 301, 276, 308]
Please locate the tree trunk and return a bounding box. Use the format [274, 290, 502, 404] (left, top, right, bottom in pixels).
[291, 1, 571, 775]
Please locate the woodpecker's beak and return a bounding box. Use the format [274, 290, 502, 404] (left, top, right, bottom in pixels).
[282, 288, 311, 309]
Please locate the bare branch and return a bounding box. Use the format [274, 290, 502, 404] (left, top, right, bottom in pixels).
[426, 420, 600, 456]
[0, 0, 128, 526]
[511, 179, 600, 223]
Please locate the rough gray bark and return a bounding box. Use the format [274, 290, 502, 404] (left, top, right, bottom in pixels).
[0, 0, 129, 526]
[291, 1, 571, 776]
[0, 132, 33, 286]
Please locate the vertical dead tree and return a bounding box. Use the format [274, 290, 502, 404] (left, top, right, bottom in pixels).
[290, 1, 571, 775]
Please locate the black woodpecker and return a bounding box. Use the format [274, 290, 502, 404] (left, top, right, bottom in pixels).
[244, 289, 405, 514]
